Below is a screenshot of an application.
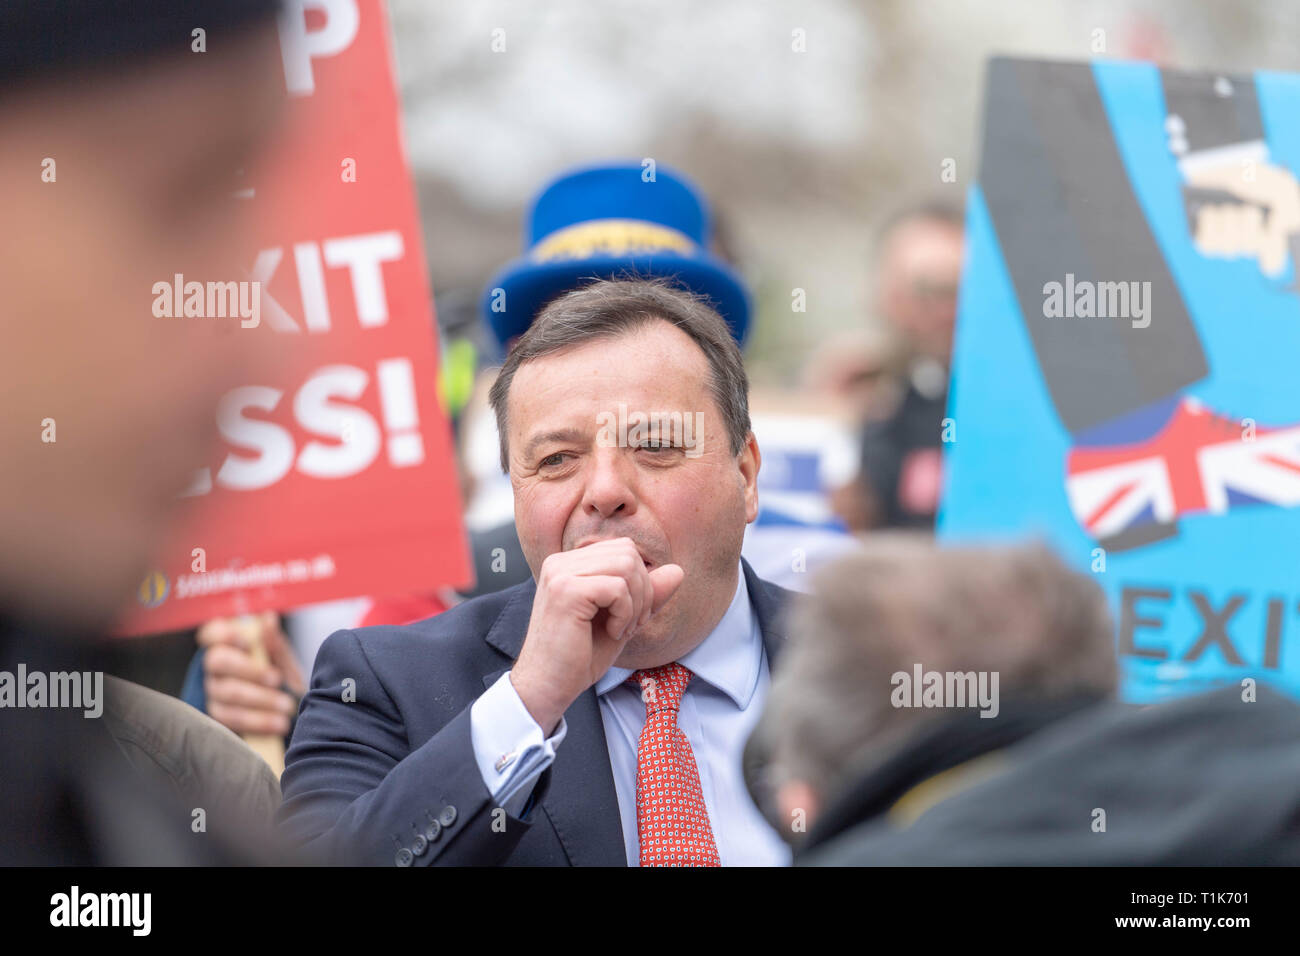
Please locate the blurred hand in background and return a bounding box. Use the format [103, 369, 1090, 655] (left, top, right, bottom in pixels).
[197, 611, 306, 737]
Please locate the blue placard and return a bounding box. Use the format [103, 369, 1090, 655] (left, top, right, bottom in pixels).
[940, 58, 1300, 702]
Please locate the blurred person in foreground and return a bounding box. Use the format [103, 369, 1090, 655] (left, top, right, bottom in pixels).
[746, 536, 1300, 865]
[280, 278, 796, 866]
[850, 199, 965, 531]
[0, 0, 289, 863]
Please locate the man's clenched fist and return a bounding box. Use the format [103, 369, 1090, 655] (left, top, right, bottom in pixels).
[510, 538, 684, 734]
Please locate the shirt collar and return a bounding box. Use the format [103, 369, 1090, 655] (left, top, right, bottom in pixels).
[594, 562, 761, 709]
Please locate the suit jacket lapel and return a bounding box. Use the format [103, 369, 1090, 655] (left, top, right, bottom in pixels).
[482, 577, 626, 866]
[743, 557, 791, 667]
[535, 688, 626, 865]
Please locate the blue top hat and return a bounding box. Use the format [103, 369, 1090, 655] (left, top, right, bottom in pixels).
[481, 161, 751, 351]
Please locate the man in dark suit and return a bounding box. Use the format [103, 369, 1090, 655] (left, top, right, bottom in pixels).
[279, 277, 796, 866]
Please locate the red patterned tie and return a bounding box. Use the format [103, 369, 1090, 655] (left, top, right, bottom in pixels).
[626, 662, 721, 867]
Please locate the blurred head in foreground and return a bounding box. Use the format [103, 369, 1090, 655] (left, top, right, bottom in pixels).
[0, 2, 285, 632]
[750, 535, 1116, 841]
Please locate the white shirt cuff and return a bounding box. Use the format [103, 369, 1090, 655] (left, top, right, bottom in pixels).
[470, 672, 567, 818]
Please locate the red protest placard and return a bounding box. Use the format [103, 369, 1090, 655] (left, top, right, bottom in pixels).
[116, 0, 471, 635]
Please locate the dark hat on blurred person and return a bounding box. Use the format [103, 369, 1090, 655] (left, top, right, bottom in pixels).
[0, 0, 281, 85]
[481, 161, 751, 352]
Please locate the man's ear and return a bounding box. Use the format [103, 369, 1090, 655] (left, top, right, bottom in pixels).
[739, 431, 761, 524]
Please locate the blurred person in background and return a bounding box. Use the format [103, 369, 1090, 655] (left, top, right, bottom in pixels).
[801, 327, 903, 428]
[0, 0, 289, 863]
[850, 199, 965, 531]
[803, 327, 903, 533]
[746, 536, 1300, 865]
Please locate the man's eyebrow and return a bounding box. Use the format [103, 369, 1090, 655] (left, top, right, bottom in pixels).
[521, 428, 588, 460]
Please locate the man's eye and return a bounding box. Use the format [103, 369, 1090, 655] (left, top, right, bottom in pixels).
[638, 441, 672, 452]
[539, 452, 568, 467]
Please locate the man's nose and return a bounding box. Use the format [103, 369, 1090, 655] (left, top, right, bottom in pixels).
[581, 447, 638, 519]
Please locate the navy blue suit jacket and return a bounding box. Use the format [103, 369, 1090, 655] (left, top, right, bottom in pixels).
[277, 559, 793, 866]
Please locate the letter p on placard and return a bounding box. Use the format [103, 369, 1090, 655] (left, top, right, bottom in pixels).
[279, 0, 361, 96]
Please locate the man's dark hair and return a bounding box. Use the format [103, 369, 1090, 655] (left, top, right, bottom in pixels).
[488, 277, 751, 474]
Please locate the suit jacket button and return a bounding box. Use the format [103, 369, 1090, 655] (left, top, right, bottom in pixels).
[410, 834, 428, 856]
[438, 805, 457, 828]
[395, 848, 414, 867]
[425, 819, 442, 842]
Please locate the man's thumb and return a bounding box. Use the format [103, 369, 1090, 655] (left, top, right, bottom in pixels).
[648, 563, 685, 613]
